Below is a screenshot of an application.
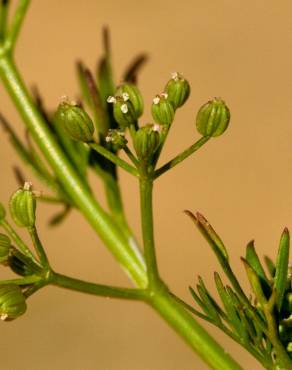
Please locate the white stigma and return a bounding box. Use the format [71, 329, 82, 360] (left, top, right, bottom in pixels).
[60, 95, 69, 103]
[152, 123, 161, 132]
[171, 72, 179, 80]
[153, 96, 160, 105]
[122, 92, 129, 101]
[107, 96, 116, 104]
[24, 181, 33, 191]
[121, 104, 128, 114]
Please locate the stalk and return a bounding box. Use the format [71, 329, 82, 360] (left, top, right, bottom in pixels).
[139, 176, 159, 285]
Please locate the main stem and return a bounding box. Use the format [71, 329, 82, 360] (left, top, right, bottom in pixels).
[139, 175, 159, 285]
[0, 54, 243, 370]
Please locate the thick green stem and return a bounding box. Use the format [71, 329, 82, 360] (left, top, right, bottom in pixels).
[139, 176, 159, 285]
[149, 287, 243, 370]
[0, 55, 147, 288]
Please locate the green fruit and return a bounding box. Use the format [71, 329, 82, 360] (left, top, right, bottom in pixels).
[56, 101, 94, 142]
[116, 83, 143, 118]
[196, 98, 230, 137]
[134, 124, 161, 161]
[165, 72, 190, 109]
[107, 95, 137, 129]
[151, 93, 175, 126]
[9, 182, 36, 228]
[0, 285, 27, 321]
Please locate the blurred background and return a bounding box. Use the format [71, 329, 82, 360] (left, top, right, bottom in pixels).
[1, 0, 292, 369]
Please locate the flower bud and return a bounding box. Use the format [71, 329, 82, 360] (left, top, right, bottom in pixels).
[0, 234, 11, 264]
[165, 72, 190, 109]
[134, 124, 161, 161]
[151, 93, 175, 126]
[116, 83, 143, 118]
[0, 284, 27, 321]
[196, 98, 230, 137]
[9, 182, 36, 228]
[0, 203, 5, 221]
[56, 99, 94, 142]
[105, 129, 128, 150]
[107, 95, 137, 129]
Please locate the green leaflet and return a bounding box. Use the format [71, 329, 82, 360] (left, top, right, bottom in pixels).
[264, 256, 276, 278]
[246, 240, 268, 284]
[123, 54, 148, 84]
[97, 27, 115, 109]
[185, 210, 229, 261]
[214, 272, 242, 334]
[274, 228, 290, 311]
[246, 240, 271, 297]
[242, 258, 267, 307]
[196, 283, 222, 324]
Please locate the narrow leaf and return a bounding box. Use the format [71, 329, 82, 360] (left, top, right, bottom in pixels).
[189, 286, 208, 314]
[84, 67, 109, 135]
[246, 240, 268, 283]
[274, 228, 290, 311]
[185, 210, 229, 261]
[197, 284, 222, 324]
[97, 27, 115, 107]
[246, 240, 271, 297]
[186, 210, 250, 305]
[171, 293, 214, 324]
[123, 53, 148, 84]
[241, 258, 267, 307]
[76, 61, 92, 107]
[198, 276, 227, 321]
[214, 272, 242, 334]
[48, 206, 71, 227]
[264, 256, 276, 278]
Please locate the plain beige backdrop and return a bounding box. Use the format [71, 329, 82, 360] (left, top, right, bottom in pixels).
[1, 1, 292, 369]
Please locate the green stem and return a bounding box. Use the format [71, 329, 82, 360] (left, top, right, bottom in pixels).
[0, 275, 41, 285]
[5, 0, 30, 51]
[0, 0, 9, 41]
[149, 287, 243, 370]
[139, 176, 159, 285]
[123, 145, 139, 167]
[92, 161, 143, 258]
[51, 272, 147, 300]
[0, 55, 147, 288]
[90, 142, 138, 177]
[0, 218, 35, 260]
[28, 226, 49, 268]
[263, 304, 292, 369]
[154, 136, 210, 179]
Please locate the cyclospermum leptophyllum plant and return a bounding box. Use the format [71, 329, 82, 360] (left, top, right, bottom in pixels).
[0, 2, 291, 370]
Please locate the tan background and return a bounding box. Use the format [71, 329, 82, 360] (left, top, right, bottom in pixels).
[1, 1, 292, 369]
